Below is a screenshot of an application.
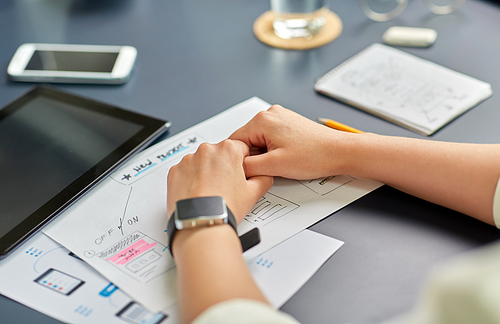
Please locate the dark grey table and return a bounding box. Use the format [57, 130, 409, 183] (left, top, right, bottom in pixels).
[1, 1, 500, 323]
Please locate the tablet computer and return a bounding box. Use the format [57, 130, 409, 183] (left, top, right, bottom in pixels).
[0, 86, 170, 258]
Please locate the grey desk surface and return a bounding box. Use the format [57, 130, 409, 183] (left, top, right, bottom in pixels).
[1, 0, 500, 323]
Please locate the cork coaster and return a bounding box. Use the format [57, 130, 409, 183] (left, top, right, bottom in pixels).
[253, 9, 343, 50]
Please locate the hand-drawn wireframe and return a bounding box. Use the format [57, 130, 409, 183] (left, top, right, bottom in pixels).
[116, 301, 167, 324]
[340, 59, 466, 123]
[34, 268, 85, 296]
[244, 193, 300, 225]
[297, 175, 355, 196]
[315, 43, 491, 135]
[244, 176, 355, 225]
[97, 231, 174, 283]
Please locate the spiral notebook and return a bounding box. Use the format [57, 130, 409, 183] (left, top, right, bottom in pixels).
[314, 43, 492, 135]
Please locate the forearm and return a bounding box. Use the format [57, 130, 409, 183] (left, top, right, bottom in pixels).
[339, 133, 500, 225]
[173, 225, 268, 324]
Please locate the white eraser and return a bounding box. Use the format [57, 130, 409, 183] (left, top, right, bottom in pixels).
[382, 26, 437, 47]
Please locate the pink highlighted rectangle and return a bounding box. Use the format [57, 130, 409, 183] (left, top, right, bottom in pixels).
[116, 242, 156, 265]
[107, 239, 147, 263]
[106, 240, 157, 265]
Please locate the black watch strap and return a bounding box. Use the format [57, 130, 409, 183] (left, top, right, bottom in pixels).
[167, 208, 260, 257]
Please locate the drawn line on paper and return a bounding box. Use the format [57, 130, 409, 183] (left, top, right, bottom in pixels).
[32, 246, 65, 274]
[107, 294, 120, 309]
[118, 187, 133, 235]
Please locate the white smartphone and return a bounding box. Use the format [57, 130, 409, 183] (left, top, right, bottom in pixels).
[7, 43, 137, 84]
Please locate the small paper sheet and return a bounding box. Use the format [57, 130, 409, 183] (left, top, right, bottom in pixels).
[0, 230, 343, 323]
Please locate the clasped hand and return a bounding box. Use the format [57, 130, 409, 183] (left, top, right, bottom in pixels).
[167, 105, 354, 223]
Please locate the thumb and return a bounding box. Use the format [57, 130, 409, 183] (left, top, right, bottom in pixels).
[247, 175, 274, 199]
[236, 175, 273, 223]
[243, 150, 284, 178]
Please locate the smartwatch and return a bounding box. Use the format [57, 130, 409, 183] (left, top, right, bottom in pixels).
[167, 196, 260, 257]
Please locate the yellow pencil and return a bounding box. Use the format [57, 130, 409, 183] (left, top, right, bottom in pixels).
[317, 118, 363, 134]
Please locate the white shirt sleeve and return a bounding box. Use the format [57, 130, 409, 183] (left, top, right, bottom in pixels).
[493, 176, 500, 229]
[192, 299, 301, 324]
[384, 241, 500, 324]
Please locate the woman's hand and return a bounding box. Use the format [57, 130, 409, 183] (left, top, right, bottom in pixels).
[230, 104, 358, 180]
[166, 139, 273, 324]
[167, 139, 273, 223]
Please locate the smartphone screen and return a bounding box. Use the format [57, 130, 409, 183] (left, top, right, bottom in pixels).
[25, 51, 119, 73]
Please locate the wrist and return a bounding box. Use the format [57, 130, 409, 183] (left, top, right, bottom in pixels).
[322, 130, 360, 176]
[167, 196, 238, 257]
[330, 132, 379, 176]
[340, 132, 389, 179]
[172, 225, 242, 260]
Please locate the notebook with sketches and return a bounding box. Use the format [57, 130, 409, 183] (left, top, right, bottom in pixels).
[314, 43, 492, 135]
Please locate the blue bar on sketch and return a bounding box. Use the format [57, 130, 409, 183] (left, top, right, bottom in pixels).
[160, 145, 190, 162]
[99, 283, 119, 297]
[134, 163, 157, 177]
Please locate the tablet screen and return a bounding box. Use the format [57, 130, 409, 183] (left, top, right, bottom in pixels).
[0, 87, 169, 257]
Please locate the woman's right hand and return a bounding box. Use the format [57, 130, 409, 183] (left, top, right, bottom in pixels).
[230, 105, 359, 180]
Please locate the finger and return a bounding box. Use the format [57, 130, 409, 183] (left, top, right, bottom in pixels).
[242, 151, 284, 178]
[230, 175, 274, 223]
[230, 139, 251, 160]
[249, 146, 266, 156]
[229, 125, 265, 149]
[229, 111, 271, 149]
[247, 175, 274, 198]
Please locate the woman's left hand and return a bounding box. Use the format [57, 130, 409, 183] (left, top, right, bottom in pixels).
[166, 139, 274, 223]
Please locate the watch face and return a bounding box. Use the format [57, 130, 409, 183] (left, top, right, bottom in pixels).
[176, 196, 226, 220]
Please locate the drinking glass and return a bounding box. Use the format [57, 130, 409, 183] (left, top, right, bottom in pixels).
[359, 0, 467, 22]
[271, 0, 327, 39]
